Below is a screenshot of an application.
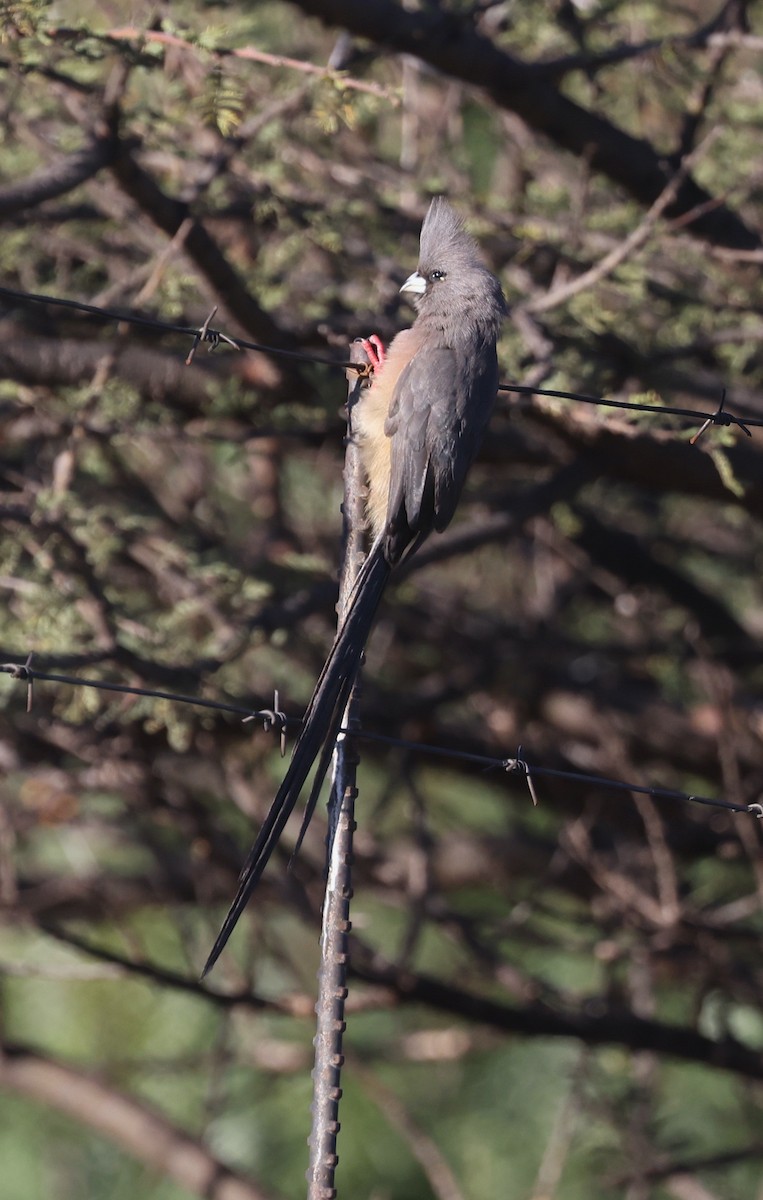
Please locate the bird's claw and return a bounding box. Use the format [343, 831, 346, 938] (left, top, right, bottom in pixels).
[360, 334, 386, 373]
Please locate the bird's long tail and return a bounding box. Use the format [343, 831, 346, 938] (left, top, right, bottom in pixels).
[202, 540, 391, 976]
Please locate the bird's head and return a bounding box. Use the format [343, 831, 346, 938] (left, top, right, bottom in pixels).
[400, 197, 506, 333]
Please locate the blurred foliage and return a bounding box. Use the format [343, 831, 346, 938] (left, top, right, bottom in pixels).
[0, 1, 762, 1199]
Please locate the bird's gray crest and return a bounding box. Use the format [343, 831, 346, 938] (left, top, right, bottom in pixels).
[416, 196, 506, 330]
[419, 196, 481, 271]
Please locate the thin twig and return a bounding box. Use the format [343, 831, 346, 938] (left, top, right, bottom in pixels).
[98, 25, 398, 102]
[524, 130, 719, 315]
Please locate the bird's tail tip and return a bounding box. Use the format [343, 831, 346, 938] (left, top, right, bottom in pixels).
[200, 947, 220, 980]
[200, 915, 236, 979]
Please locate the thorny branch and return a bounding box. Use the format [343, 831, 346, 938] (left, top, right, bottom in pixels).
[306, 340, 371, 1198]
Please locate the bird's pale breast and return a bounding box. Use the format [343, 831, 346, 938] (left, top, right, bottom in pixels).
[355, 328, 422, 539]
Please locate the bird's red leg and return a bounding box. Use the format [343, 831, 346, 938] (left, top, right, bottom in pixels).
[359, 334, 386, 373]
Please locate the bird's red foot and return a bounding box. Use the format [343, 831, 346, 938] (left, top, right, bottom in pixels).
[360, 334, 386, 372]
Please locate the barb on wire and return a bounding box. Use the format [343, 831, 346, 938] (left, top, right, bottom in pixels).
[7, 652, 37, 713]
[509, 745, 540, 806]
[24, 651, 34, 713]
[274, 689, 287, 756]
[689, 388, 752, 444]
[0, 659, 756, 821]
[243, 688, 288, 755]
[185, 305, 240, 365]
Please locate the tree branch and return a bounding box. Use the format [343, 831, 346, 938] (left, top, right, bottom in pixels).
[0, 130, 117, 218]
[110, 137, 303, 370]
[288, 0, 760, 249]
[348, 946, 763, 1080]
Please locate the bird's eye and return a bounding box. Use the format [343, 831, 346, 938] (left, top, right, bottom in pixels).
[429, 269, 446, 282]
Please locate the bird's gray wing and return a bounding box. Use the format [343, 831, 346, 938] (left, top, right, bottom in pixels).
[384, 338, 497, 556]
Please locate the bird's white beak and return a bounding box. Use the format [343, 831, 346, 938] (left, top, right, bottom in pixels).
[400, 270, 426, 297]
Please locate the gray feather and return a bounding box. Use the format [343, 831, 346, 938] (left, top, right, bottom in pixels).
[383, 198, 506, 561]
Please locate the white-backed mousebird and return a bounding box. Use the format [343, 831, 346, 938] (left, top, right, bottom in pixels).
[203, 198, 506, 975]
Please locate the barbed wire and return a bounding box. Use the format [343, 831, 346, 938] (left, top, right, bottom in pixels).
[496, 382, 757, 444]
[0, 286, 348, 370]
[1, 284, 762, 439]
[0, 659, 758, 820]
